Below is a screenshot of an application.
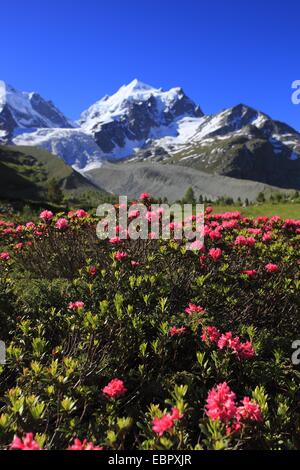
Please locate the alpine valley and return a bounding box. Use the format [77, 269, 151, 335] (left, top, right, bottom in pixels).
[1, 78, 300, 201]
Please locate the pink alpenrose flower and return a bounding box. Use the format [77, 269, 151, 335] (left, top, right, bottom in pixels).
[265, 263, 278, 273]
[39, 210, 53, 221]
[55, 218, 68, 230]
[185, 303, 206, 315]
[139, 192, 151, 200]
[242, 269, 257, 278]
[201, 326, 221, 344]
[236, 397, 262, 422]
[169, 326, 187, 336]
[76, 209, 89, 218]
[209, 247, 222, 261]
[10, 433, 41, 451]
[114, 251, 128, 261]
[205, 382, 237, 422]
[67, 438, 103, 450]
[68, 301, 85, 311]
[102, 379, 127, 398]
[152, 407, 183, 436]
[89, 266, 97, 276]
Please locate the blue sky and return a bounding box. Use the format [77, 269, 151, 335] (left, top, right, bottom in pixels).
[2, 0, 300, 128]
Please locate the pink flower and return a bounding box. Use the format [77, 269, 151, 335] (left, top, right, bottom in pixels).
[226, 420, 242, 435]
[68, 301, 85, 311]
[114, 251, 128, 261]
[236, 341, 255, 359]
[199, 255, 206, 267]
[14, 243, 23, 250]
[102, 378, 127, 398]
[89, 266, 97, 276]
[128, 209, 140, 219]
[145, 211, 158, 222]
[39, 210, 53, 221]
[209, 247, 222, 262]
[67, 438, 103, 450]
[185, 303, 205, 315]
[0, 252, 10, 261]
[152, 407, 183, 436]
[236, 397, 262, 422]
[262, 232, 272, 242]
[265, 263, 278, 273]
[270, 215, 281, 224]
[222, 219, 238, 229]
[209, 230, 222, 241]
[242, 269, 257, 278]
[152, 414, 174, 436]
[147, 231, 157, 239]
[109, 236, 122, 244]
[131, 260, 140, 267]
[201, 326, 221, 344]
[218, 333, 255, 359]
[190, 240, 204, 251]
[205, 382, 237, 422]
[10, 433, 41, 450]
[256, 216, 269, 223]
[169, 326, 187, 336]
[235, 236, 256, 246]
[169, 407, 183, 421]
[139, 192, 151, 200]
[218, 332, 240, 352]
[248, 228, 262, 235]
[55, 218, 68, 230]
[76, 209, 88, 218]
[26, 222, 36, 229]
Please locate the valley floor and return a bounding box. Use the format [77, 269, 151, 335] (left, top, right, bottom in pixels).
[212, 202, 300, 218]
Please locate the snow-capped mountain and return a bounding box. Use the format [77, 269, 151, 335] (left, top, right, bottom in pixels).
[130, 103, 300, 189]
[0, 80, 73, 140]
[13, 128, 104, 171]
[79, 79, 203, 158]
[1, 78, 300, 189]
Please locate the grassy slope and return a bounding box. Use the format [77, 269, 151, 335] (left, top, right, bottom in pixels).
[0, 144, 108, 208]
[211, 202, 300, 218]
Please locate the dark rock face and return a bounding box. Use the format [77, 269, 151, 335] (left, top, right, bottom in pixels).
[92, 91, 203, 153]
[0, 105, 18, 140]
[223, 139, 300, 189]
[163, 89, 203, 123]
[0, 83, 73, 140]
[29, 93, 72, 128]
[94, 121, 127, 153]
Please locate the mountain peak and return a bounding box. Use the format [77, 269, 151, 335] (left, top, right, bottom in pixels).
[0, 79, 73, 135]
[0, 80, 16, 104]
[124, 79, 155, 92]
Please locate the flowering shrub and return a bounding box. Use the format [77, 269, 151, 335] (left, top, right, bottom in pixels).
[0, 201, 299, 450]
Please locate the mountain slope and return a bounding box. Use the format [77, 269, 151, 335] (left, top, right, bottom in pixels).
[79, 79, 203, 159]
[0, 144, 106, 205]
[130, 104, 300, 189]
[0, 80, 73, 140]
[13, 128, 104, 170]
[84, 161, 293, 203]
[2, 79, 300, 191]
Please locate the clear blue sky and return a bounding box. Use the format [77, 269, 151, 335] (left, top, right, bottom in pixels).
[2, 0, 300, 128]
